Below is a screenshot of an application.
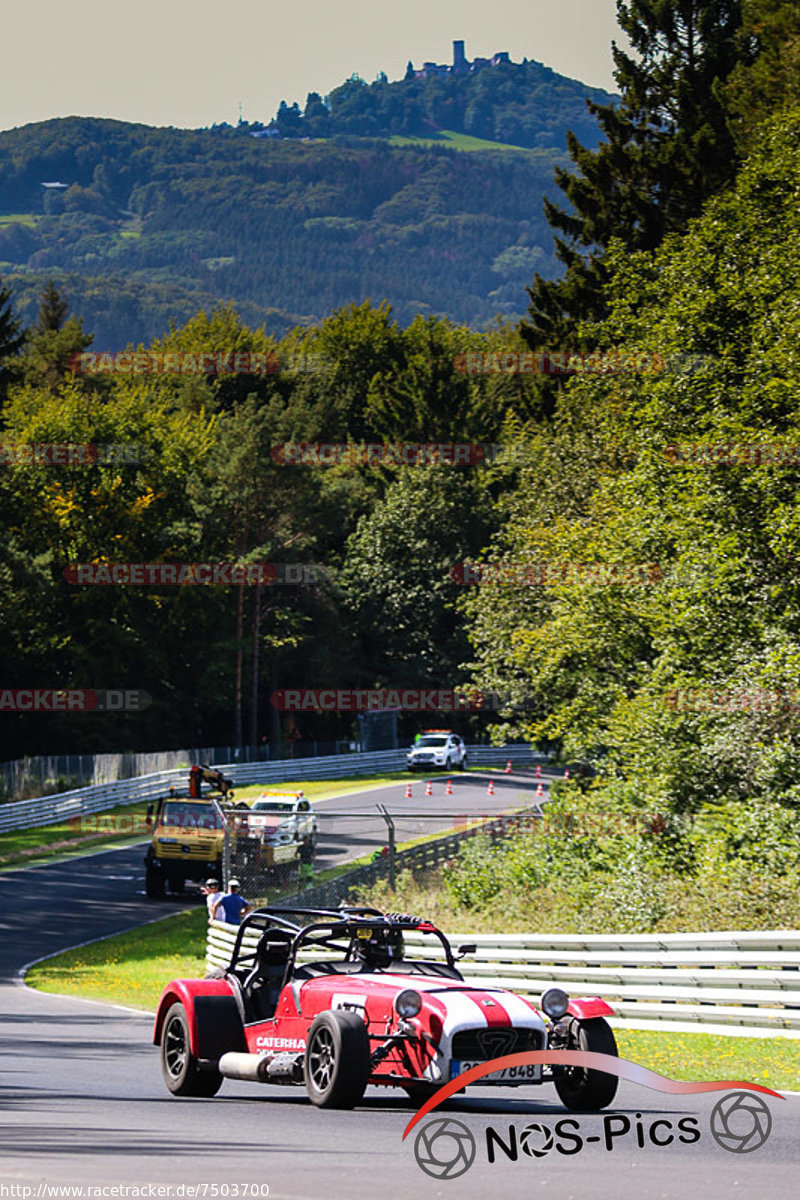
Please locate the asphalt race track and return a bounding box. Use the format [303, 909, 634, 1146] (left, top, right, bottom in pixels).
[1, 773, 798, 1198]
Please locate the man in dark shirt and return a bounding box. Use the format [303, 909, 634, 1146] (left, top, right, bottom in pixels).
[213, 879, 253, 925]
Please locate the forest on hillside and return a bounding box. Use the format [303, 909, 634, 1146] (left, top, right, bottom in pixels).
[0, 119, 566, 348]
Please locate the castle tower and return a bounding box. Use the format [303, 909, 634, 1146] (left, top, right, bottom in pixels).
[453, 40, 467, 73]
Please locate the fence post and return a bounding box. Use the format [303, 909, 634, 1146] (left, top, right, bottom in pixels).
[223, 819, 231, 888]
[378, 804, 396, 891]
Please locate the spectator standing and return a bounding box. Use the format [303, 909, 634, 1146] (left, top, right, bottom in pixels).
[213, 879, 253, 925]
[203, 877, 224, 922]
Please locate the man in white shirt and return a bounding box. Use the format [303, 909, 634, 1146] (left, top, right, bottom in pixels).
[203, 877, 224, 922]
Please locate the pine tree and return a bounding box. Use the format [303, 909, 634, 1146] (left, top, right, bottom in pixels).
[37, 280, 68, 332]
[20, 282, 91, 391]
[0, 276, 26, 407]
[521, 0, 751, 347]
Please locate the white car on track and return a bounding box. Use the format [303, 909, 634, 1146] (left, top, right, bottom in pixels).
[407, 730, 467, 772]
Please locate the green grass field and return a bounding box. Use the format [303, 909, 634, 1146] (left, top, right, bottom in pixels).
[26, 908, 207, 1010]
[388, 129, 535, 153]
[26, 909, 800, 1089]
[0, 798, 154, 869]
[0, 212, 38, 227]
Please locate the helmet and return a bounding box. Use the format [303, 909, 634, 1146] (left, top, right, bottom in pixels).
[354, 925, 405, 969]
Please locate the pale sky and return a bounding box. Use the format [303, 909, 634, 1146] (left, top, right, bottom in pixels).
[0, 0, 626, 133]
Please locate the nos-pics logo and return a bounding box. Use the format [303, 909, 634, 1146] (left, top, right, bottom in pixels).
[412, 1096, 773, 1178]
[405, 1053, 782, 1180]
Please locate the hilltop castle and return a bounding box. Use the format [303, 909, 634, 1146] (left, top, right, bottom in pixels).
[412, 40, 512, 80]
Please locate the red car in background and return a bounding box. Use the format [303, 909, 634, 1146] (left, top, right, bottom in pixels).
[153, 907, 619, 1110]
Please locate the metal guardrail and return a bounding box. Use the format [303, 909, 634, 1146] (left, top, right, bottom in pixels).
[0, 744, 545, 833]
[205, 920, 800, 1036]
[0, 741, 357, 801]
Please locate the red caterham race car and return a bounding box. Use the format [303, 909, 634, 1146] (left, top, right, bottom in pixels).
[154, 907, 619, 1110]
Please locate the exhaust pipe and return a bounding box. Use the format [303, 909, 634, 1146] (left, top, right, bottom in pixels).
[218, 1051, 304, 1084]
[219, 1052, 271, 1082]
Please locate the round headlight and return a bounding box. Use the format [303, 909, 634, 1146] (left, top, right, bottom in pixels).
[541, 987, 569, 1020]
[395, 988, 422, 1019]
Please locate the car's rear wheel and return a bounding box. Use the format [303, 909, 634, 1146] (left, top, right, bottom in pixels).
[160, 1002, 222, 1097]
[553, 1017, 618, 1111]
[304, 1010, 370, 1109]
[459, 756, 467, 771]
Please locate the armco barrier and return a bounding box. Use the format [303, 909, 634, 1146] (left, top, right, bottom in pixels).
[205, 920, 800, 1037]
[0, 744, 545, 834]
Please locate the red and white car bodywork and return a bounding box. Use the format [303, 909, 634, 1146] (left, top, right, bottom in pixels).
[153, 908, 619, 1110]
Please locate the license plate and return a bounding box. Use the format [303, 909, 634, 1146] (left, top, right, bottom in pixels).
[450, 1060, 542, 1083]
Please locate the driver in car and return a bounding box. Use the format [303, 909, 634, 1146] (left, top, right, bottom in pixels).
[352, 926, 405, 970]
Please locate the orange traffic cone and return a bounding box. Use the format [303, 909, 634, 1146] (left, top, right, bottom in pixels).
[404, 782, 412, 799]
[505, 759, 512, 774]
[487, 780, 495, 796]
[535, 764, 541, 778]
[536, 782, 544, 798]
[564, 767, 570, 779]
[445, 779, 453, 795]
[425, 780, 433, 797]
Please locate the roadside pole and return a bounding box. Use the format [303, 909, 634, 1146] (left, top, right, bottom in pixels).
[378, 804, 396, 890]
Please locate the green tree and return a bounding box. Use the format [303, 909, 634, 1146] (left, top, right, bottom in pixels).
[0, 276, 26, 407]
[469, 107, 800, 810]
[522, 0, 750, 346]
[339, 466, 497, 690]
[37, 280, 69, 332]
[725, 0, 800, 148]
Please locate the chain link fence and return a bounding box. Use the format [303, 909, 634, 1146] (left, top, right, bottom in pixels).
[222, 799, 541, 905]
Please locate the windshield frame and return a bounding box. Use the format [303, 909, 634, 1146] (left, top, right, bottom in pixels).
[158, 800, 224, 830]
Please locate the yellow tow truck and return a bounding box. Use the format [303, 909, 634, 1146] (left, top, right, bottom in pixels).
[144, 765, 237, 898]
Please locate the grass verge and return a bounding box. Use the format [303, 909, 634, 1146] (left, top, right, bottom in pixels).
[26, 909, 208, 1011]
[0, 799, 153, 869]
[615, 1028, 800, 1092]
[25, 910, 800, 1089]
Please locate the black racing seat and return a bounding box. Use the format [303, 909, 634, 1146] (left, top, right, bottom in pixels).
[242, 929, 294, 1022]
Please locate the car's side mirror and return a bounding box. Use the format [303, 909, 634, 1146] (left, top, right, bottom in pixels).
[457, 943, 477, 959]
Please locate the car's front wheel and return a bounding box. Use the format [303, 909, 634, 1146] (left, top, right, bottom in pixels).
[160, 1002, 222, 1097]
[553, 1016, 618, 1111]
[304, 1010, 370, 1108]
[145, 865, 165, 898]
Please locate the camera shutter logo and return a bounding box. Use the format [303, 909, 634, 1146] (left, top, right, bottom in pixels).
[710, 1092, 772, 1154]
[414, 1118, 476, 1179]
[520, 1122, 554, 1158]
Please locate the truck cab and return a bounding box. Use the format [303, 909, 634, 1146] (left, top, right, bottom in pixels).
[144, 766, 233, 897]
